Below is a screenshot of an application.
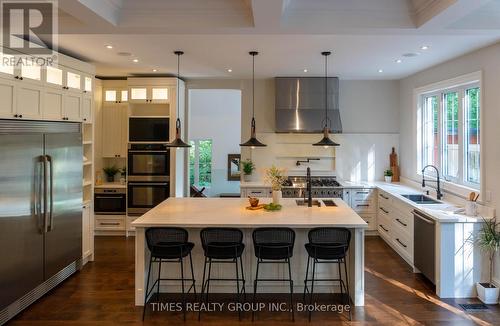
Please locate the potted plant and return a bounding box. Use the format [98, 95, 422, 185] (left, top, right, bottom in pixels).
[384, 169, 393, 183]
[265, 165, 287, 205]
[241, 159, 255, 182]
[476, 217, 500, 304]
[103, 165, 119, 183]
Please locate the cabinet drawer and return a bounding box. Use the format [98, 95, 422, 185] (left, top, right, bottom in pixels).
[392, 209, 413, 236]
[245, 188, 271, 198]
[377, 214, 391, 240]
[352, 189, 375, 201]
[95, 216, 125, 230]
[378, 190, 391, 207]
[352, 199, 376, 213]
[391, 231, 413, 262]
[359, 213, 377, 231]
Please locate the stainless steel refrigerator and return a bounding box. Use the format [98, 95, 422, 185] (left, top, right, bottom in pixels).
[0, 120, 83, 324]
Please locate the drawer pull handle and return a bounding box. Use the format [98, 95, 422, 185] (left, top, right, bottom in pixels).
[396, 218, 408, 227]
[379, 224, 388, 232]
[356, 191, 369, 194]
[101, 222, 120, 226]
[396, 238, 407, 248]
[357, 204, 370, 207]
[379, 194, 389, 199]
[379, 207, 389, 214]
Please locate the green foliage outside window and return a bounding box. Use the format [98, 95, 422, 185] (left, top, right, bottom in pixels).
[189, 139, 213, 187]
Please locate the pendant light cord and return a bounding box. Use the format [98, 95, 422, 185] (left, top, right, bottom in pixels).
[252, 53, 255, 120]
[177, 53, 180, 118]
[324, 53, 328, 129]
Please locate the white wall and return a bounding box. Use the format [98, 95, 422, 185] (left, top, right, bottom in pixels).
[399, 41, 500, 285]
[186, 78, 400, 182]
[189, 89, 241, 196]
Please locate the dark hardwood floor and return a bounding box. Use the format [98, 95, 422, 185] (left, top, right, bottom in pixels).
[9, 236, 500, 325]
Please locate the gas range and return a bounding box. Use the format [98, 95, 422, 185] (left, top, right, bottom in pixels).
[282, 176, 343, 198]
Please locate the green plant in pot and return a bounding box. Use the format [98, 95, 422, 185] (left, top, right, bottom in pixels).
[264, 165, 287, 205]
[103, 165, 119, 182]
[384, 169, 393, 183]
[241, 159, 255, 182]
[476, 217, 500, 304]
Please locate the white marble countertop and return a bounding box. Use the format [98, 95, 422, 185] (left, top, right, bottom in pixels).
[94, 182, 127, 189]
[132, 197, 368, 229]
[374, 181, 492, 223]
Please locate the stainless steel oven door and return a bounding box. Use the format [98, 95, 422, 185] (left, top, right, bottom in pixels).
[128, 149, 170, 182]
[127, 182, 169, 215]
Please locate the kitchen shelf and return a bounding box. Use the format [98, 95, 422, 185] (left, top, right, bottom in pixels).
[83, 181, 92, 187]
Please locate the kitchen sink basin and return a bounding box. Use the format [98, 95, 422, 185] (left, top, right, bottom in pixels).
[296, 199, 321, 207]
[401, 194, 440, 205]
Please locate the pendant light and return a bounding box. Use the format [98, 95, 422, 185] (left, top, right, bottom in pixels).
[313, 51, 340, 148]
[166, 50, 191, 148]
[240, 51, 266, 148]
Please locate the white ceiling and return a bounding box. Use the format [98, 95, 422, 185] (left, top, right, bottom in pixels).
[51, 0, 500, 79]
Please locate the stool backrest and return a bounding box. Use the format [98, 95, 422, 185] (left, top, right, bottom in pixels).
[200, 227, 243, 249]
[145, 227, 188, 251]
[252, 227, 295, 247]
[308, 227, 351, 250]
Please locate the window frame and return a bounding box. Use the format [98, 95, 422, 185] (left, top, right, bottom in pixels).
[416, 72, 482, 192]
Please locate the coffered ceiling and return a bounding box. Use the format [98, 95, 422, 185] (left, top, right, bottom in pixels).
[50, 0, 500, 79]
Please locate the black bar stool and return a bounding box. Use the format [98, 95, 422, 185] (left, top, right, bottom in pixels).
[199, 227, 246, 321]
[252, 227, 295, 321]
[303, 227, 351, 321]
[142, 227, 196, 321]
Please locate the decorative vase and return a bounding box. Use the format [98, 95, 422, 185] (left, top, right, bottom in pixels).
[476, 282, 499, 304]
[384, 176, 392, 183]
[106, 175, 114, 182]
[272, 190, 282, 205]
[243, 174, 252, 182]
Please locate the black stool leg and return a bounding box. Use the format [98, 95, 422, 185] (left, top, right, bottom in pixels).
[206, 258, 213, 305]
[156, 258, 162, 301]
[287, 257, 294, 322]
[198, 256, 208, 321]
[303, 255, 310, 303]
[142, 255, 153, 321]
[239, 256, 246, 301]
[337, 260, 344, 305]
[252, 258, 260, 322]
[180, 257, 186, 321]
[189, 252, 197, 300]
[235, 258, 242, 321]
[308, 258, 317, 322]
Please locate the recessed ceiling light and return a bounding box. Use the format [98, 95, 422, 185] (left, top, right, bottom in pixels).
[421, 45, 430, 50]
[152, 69, 157, 72]
[105, 45, 113, 49]
[303, 69, 308, 73]
[403, 52, 420, 57]
[227, 68, 232, 72]
[133, 59, 139, 63]
[395, 59, 402, 63]
[117, 52, 131, 57]
[378, 69, 383, 73]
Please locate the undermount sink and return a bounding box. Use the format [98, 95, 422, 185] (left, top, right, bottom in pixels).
[296, 199, 321, 207]
[401, 194, 441, 205]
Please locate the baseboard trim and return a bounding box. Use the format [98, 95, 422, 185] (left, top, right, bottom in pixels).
[0, 259, 82, 325]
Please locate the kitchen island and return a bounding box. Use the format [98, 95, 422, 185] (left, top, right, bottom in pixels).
[132, 198, 367, 306]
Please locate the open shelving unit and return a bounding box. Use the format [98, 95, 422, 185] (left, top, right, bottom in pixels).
[82, 122, 94, 204]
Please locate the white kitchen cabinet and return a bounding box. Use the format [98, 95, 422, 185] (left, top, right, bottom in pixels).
[63, 92, 82, 121]
[43, 88, 64, 120]
[82, 95, 92, 123]
[95, 215, 126, 231]
[20, 65, 43, 85]
[82, 203, 94, 261]
[104, 88, 128, 104]
[0, 77, 16, 118]
[102, 104, 127, 158]
[129, 86, 169, 104]
[16, 83, 43, 119]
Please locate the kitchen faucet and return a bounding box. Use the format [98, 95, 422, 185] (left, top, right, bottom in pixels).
[421, 165, 443, 200]
[306, 167, 312, 207]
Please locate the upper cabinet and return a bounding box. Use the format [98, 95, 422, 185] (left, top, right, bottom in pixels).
[129, 86, 169, 104]
[104, 88, 128, 104]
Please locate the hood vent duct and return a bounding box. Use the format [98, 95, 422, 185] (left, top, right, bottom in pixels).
[275, 77, 342, 133]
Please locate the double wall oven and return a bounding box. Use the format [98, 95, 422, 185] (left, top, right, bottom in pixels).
[127, 143, 170, 216]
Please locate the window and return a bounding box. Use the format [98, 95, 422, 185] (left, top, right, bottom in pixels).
[419, 81, 480, 188]
[189, 139, 212, 187]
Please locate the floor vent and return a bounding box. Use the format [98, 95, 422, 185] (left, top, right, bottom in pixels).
[459, 303, 489, 312]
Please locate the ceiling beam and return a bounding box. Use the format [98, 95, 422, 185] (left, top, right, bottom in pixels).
[415, 0, 491, 29]
[250, 0, 289, 29]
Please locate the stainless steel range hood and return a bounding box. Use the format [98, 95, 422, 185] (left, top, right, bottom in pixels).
[275, 77, 342, 133]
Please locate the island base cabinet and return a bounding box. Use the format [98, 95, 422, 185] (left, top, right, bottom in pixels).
[135, 227, 366, 307]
